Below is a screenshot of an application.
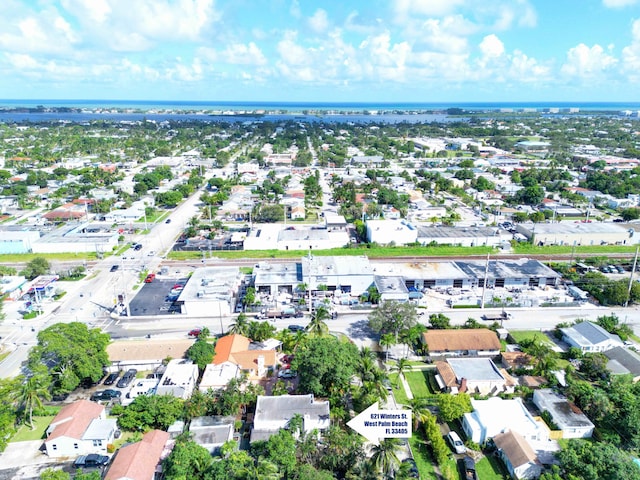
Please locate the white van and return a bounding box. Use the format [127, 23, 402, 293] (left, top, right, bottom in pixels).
[447, 431, 466, 454]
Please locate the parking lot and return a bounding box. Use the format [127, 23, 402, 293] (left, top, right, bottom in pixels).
[128, 277, 189, 316]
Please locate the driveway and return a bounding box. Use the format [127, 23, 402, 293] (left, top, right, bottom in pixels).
[0, 440, 72, 479]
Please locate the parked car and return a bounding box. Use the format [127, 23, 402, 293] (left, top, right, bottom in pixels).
[447, 431, 466, 454]
[104, 372, 120, 385]
[147, 250, 156, 256]
[133, 243, 142, 251]
[144, 273, 156, 283]
[116, 369, 137, 388]
[462, 456, 477, 480]
[165, 218, 172, 224]
[288, 325, 305, 332]
[109, 265, 119, 272]
[278, 369, 297, 379]
[401, 458, 420, 478]
[74, 454, 110, 468]
[90, 389, 122, 401]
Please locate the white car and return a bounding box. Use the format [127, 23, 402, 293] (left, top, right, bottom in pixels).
[278, 369, 297, 379]
[447, 431, 466, 454]
[147, 251, 156, 256]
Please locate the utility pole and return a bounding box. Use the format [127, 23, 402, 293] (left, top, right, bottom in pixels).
[625, 246, 639, 307]
[480, 253, 490, 309]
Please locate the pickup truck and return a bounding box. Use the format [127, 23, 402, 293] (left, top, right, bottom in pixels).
[258, 308, 303, 319]
[74, 454, 109, 468]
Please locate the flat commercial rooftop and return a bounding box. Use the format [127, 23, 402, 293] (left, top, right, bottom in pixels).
[417, 226, 502, 239]
[448, 358, 505, 381]
[522, 222, 629, 235]
[301, 254, 373, 277]
[376, 258, 560, 280]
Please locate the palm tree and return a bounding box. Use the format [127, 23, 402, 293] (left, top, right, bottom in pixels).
[15, 369, 51, 429]
[390, 358, 411, 385]
[229, 313, 250, 336]
[371, 438, 402, 478]
[408, 397, 432, 431]
[379, 333, 395, 363]
[306, 306, 330, 337]
[240, 457, 280, 480]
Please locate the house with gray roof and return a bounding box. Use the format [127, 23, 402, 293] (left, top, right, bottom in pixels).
[560, 321, 623, 353]
[189, 416, 235, 454]
[604, 346, 640, 382]
[533, 389, 594, 439]
[250, 394, 330, 443]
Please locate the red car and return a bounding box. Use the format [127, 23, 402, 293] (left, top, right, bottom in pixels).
[188, 328, 202, 337]
[144, 273, 156, 283]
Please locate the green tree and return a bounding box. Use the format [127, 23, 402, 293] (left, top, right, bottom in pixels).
[116, 394, 184, 432]
[390, 358, 411, 386]
[370, 438, 402, 478]
[306, 306, 330, 337]
[379, 333, 395, 362]
[16, 365, 51, 429]
[163, 439, 213, 479]
[292, 336, 359, 397]
[39, 469, 70, 480]
[29, 322, 110, 394]
[229, 313, 250, 336]
[367, 301, 418, 342]
[620, 208, 640, 221]
[428, 313, 451, 329]
[186, 339, 215, 371]
[554, 439, 640, 480]
[21, 257, 50, 280]
[247, 321, 276, 342]
[437, 394, 472, 423]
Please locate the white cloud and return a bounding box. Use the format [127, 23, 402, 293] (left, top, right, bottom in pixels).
[479, 34, 505, 57]
[622, 19, 640, 79]
[561, 43, 617, 77]
[394, 0, 466, 18]
[417, 17, 469, 53]
[309, 9, 330, 33]
[60, 0, 219, 51]
[221, 42, 267, 65]
[290, 0, 301, 19]
[603, 0, 639, 7]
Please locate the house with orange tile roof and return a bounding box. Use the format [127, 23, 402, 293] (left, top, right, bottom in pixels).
[212, 334, 277, 380]
[104, 429, 171, 480]
[44, 400, 118, 457]
[422, 329, 501, 358]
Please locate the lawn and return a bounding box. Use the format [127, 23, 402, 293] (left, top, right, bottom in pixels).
[10, 416, 55, 442]
[475, 455, 510, 479]
[167, 244, 496, 261]
[408, 430, 438, 480]
[389, 373, 409, 406]
[513, 243, 638, 255]
[508, 330, 556, 348]
[404, 371, 436, 398]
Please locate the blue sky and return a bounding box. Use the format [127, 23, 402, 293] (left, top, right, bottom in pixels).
[1, 0, 640, 102]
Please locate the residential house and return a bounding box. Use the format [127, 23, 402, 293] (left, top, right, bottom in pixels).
[604, 346, 640, 381]
[189, 416, 236, 454]
[532, 389, 594, 439]
[422, 329, 501, 358]
[45, 400, 117, 457]
[251, 394, 330, 443]
[155, 360, 199, 399]
[213, 334, 277, 380]
[463, 397, 549, 445]
[501, 351, 534, 371]
[107, 339, 195, 372]
[560, 321, 623, 353]
[435, 358, 516, 396]
[493, 430, 543, 480]
[199, 362, 242, 392]
[104, 429, 171, 480]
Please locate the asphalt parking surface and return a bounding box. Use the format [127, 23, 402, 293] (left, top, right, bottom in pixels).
[128, 277, 189, 317]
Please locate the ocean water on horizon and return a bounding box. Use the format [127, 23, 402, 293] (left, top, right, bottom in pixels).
[1, 99, 640, 112]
